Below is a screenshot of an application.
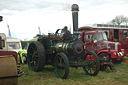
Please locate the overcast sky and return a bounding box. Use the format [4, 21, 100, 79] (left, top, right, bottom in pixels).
[0, 0, 128, 40]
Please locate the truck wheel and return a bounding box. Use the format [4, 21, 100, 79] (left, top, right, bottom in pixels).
[83, 51, 100, 76]
[117, 58, 123, 63]
[99, 53, 110, 62]
[54, 52, 69, 79]
[114, 58, 123, 64]
[27, 41, 46, 72]
[99, 53, 111, 70]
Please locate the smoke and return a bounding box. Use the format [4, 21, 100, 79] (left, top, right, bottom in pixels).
[62, 1, 72, 11]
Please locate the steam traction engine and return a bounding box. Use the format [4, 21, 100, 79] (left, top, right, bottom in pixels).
[27, 4, 100, 79]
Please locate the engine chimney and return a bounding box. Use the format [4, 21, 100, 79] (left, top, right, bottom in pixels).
[71, 4, 79, 39]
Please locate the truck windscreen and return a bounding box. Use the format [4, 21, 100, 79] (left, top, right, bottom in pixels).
[93, 33, 107, 42]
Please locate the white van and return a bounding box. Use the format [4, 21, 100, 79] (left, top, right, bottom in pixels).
[0, 33, 22, 52]
[6, 37, 22, 53]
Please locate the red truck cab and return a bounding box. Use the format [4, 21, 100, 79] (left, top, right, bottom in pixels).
[79, 27, 125, 63]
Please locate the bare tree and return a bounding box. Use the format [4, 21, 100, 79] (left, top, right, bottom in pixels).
[111, 15, 125, 26]
[123, 16, 128, 25]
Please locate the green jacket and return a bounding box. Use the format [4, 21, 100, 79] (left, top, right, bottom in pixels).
[18, 49, 27, 63]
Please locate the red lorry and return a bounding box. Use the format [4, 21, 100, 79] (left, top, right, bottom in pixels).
[87, 24, 128, 55]
[78, 26, 125, 63]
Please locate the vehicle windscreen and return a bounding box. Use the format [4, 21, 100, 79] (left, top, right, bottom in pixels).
[7, 42, 20, 49]
[93, 32, 107, 42]
[102, 32, 108, 40]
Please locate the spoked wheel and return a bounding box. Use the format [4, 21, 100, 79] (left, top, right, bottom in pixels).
[99, 53, 110, 63]
[83, 51, 100, 76]
[99, 53, 111, 70]
[54, 53, 69, 79]
[27, 41, 46, 72]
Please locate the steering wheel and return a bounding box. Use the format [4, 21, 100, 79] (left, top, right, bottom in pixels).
[55, 29, 61, 38]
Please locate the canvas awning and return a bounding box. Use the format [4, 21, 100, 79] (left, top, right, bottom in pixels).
[28, 37, 38, 42]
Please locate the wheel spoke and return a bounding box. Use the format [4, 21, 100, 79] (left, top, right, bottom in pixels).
[92, 65, 96, 70]
[59, 56, 63, 63]
[86, 66, 90, 71]
[30, 61, 34, 64]
[89, 67, 92, 74]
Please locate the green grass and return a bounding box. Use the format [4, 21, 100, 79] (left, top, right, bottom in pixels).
[18, 62, 128, 85]
[123, 56, 128, 59]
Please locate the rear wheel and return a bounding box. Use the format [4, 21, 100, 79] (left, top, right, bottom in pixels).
[54, 53, 69, 79]
[83, 51, 100, 76]
[27, 41, 46, 72]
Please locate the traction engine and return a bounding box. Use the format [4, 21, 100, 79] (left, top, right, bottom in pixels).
[27, 4, 100, 79]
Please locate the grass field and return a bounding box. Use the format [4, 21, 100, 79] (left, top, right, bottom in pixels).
[18, 62, 128, 85]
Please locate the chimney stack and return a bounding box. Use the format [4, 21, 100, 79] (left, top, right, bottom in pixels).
[71, 4, 79, 39]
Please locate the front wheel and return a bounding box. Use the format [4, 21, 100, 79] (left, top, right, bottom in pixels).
[99, 53, 111, 70]
[99, 53, 110, 63]
[54, 53, 69, 79]
[83, 51, 100, 76]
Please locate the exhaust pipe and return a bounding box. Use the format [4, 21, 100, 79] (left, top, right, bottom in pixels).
[71, 4, 79, 39]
